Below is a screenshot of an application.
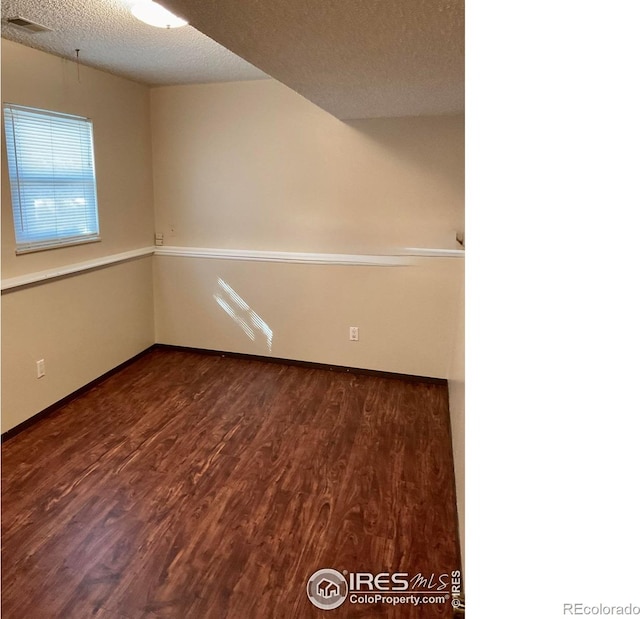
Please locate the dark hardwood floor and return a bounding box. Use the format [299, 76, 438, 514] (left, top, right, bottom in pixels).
[2, 348, 461, 618]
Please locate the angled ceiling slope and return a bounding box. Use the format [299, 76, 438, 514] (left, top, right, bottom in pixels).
[161, 0, 465, 119]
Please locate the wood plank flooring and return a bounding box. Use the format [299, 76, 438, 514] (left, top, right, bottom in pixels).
[2, 348, 461, 618]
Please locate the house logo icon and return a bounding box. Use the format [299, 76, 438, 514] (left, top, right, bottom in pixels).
[307, 568, 348, 610]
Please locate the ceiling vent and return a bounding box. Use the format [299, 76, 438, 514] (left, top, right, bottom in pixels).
[5, 16, 52, 33]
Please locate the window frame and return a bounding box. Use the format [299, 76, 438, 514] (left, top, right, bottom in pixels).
[3, 102, 101, 255]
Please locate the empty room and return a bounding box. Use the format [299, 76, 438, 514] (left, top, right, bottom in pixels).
[1, 1, 465, 617]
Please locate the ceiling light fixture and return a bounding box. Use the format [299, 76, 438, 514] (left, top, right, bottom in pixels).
[131, 1, 188, 29]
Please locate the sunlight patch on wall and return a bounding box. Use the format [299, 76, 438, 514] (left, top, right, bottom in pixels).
[214, 278, 273, 351]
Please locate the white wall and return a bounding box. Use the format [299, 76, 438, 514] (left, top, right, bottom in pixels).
[150, 80, 464, 378]
[1, 40, 156, 432]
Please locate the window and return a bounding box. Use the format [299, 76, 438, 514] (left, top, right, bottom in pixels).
[3, 103, 100, 254]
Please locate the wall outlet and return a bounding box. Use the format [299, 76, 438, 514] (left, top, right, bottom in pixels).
[154, 232, 164, 246]
[349, 326, 359, 341]
[36, 359, 45, 379]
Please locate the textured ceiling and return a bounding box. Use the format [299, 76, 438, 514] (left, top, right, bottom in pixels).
[1, 0, 464, 119]
[160, 0, 465, 118]
[0, 0, 268, 85]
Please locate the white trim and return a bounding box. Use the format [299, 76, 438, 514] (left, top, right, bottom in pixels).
[154, 246, 406, 265]
[1, 245, 464, 292]
[1, 247, 155, 292]
[402, 247, 465, 258]
[154, 246, 463, 265]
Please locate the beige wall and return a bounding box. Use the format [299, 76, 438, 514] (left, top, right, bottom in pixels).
[1, 259, 155, 432]
[1, 40, 155, 278]
[154, 255, 463, 377]
[150, 81, 464, 253]
[448, 269, 465, 575]
[1, 41, 156, 431]
[150, 80, 464, 378]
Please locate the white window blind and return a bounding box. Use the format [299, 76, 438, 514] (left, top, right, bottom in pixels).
[3, 103, 100, 254]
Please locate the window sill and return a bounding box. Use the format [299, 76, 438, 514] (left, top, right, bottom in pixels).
[15, 235, 102, 255]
